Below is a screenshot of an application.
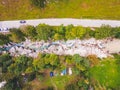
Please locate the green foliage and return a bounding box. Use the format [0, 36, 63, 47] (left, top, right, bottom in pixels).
[0, 54, 12, 73]
[32, 58, 45, 71]
[1, 73, 15, 82]
[89, 58, 120, 89]
[0, 34, 10, 45]
[36, 73, 44, 81]
[36, 24, 54, 41]
[113, 27, 120, 39]
[46, 86, 54, 90]
[32, 53, 60, 71]
[53, 25, 66, 40]
[48, 54, 59, 66]
[72, 67, 80, 75]
[10, 28, 25, 43]
[77, 80, 89, 90]
[1, 25, 119, 42]
[32, 53, 46, 71]
[65, 55, 73, 65]
[8, 55, 33, 75]
[65, 25, 74, 39]
[53, 33, 63, 40]
[113, 54, 120, 65]
[1, 77, 22, 90]
[36, 25, 120, 40]
[22, 83, 33, 90]
[48, 75, 75, 90]
[57, 24, 66, 35]
[21, 25, 37, 40]
[0, 53, 89, 90]
[25, 66, 34, 74]
[1, 0, 120, 20]
[72, 55, 90, 72]
[30, 0, 47, 8]
[65, 26, 87, 39]
[27, 73, 36, 81]
[65, 83, 79, 90]
[73, 54, 83, 63]
[65, 84, 76, 90]
[94, 25, 113, 39]
[84, 28, 95, 38]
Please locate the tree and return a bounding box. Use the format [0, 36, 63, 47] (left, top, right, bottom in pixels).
[58, 25, 66, 35]
[53, 33, 63, 40]
[65, 83, 79, 90]
[0, 54, 13, 73]
[0, 54, 15, 85]
[84, 27, 95, 39]
[65, 55, 73, 66]
[1, 76, 23, 90]
[66, 26, 87, 39]
[77, 80, 89, 90]
[32, 53, 46, 71]
[54, 24, 66, 40]
[36, 24, 53, 41]
[21, 25, 37, 40]
[73, 54, 83, 64]
[32, 58, 45, 71]
[43, 54, 59, 70]
[65, 24, 74, 39]
[9, 28, 25, 43]
[8, 55, 33, 75]
[113, 27, 120, 38]
[49, 54, 59, 66]
[94, 25, 113, 39]
[72, 55, 90, 72]
[0, 34, 10, 45]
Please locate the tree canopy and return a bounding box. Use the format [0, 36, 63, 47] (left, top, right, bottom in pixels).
[9, 28, 25, 43]
[36, 24, 54, 41]
[0, 34, 10, 45]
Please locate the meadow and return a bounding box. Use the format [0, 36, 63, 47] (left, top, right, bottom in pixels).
[89, 57, 120, 89]
[0, 0, 120, 20]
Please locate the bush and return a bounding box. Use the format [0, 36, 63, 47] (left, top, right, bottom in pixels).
[94, 25, 113, 39]
[0, 34, 10, 45]
[20, 25, 37, 40]
[27, 73, 36, 81]
[30, 0, 47, 8]
[9, 28, 25, 43]
[113, 27, 120, 38]
[65, 83, 79, 90]
[37, 73, 44, 81]
[65, 26, 87, 39]
[46, 86, 54, 90]
[36, 24, 54, 41]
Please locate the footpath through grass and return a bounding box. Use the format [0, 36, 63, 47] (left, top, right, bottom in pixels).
[0, 0, 120, 20]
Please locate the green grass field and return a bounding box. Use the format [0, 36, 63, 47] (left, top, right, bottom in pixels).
[0, 0, 120, 20]
[89, 58, 120, 89]
[30, 75, 75, 90]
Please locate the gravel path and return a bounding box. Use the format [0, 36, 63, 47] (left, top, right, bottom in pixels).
[104, 39, 120, 54]
[0, 18, 120, 29]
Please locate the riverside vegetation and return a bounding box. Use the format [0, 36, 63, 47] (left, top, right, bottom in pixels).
[0, 25, 120, 90]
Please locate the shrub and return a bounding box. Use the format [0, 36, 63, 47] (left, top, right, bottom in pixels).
[30, 0, 47, 8]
